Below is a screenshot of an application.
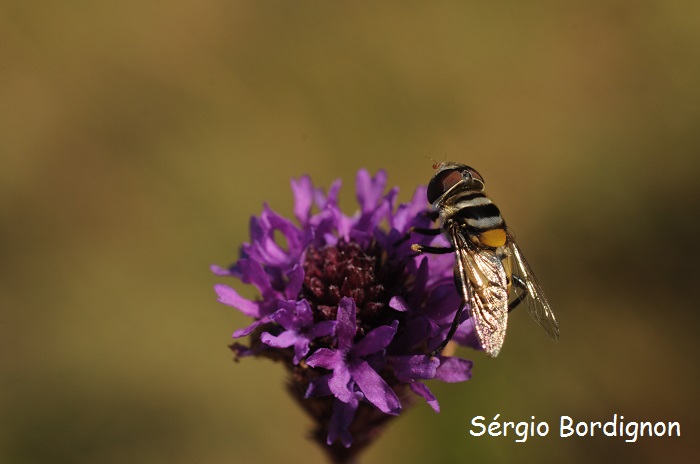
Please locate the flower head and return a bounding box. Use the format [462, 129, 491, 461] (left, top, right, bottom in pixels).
[214, 169, 476, 460]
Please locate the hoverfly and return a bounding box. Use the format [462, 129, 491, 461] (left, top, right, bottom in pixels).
[411, 162, 559, 357]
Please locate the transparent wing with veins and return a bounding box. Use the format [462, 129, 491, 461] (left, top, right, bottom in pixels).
[449, 223, 509, 357]
[507, 231, 560, 341]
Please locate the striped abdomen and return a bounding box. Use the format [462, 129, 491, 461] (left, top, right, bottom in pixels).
[448, 190, 507, 248]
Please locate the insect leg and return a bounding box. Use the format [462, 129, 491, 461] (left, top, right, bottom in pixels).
[424, 210, 440, 221]
[394, 225, 442, 246]
[411, 244, 454, 254]
[411, 227, 442, 236]
[508, 275, 528, 312]
[429, 302, 466, 357]
[393, 207, 440, 246]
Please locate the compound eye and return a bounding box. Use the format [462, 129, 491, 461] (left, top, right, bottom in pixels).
[427, 169, 462, 203]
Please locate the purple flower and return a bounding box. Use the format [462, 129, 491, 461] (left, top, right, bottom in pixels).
[306, 297, 401, 415]
[214, 168, 475, 460]
[261, 299, 336, 365]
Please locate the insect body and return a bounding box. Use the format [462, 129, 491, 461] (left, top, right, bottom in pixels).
[412, 162, 559, 357]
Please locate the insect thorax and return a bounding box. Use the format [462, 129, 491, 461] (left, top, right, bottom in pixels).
[440, 189, 507, 249]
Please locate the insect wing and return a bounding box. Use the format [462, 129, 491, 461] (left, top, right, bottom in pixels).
[507, 234, 560, 340]
[450, 225, 509, 357]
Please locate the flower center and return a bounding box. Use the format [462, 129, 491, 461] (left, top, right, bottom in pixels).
[301, 239, 411, 337]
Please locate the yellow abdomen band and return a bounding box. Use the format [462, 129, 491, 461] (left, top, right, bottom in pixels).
[479, 228, 507, 248]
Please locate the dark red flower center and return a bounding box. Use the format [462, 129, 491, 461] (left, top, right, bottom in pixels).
[301, 239, 411, 337]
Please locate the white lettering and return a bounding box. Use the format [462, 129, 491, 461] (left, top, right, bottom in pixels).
[624, 422, 639, 443]
[470, 414, 679, 442]
[488, 414, 501, 436]
[514, 422, 529, 443]
[470, 416, 486, 436]
[560, 416, 573, 438]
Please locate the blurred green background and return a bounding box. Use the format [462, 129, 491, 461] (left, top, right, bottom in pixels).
[2, 1, 699, 463]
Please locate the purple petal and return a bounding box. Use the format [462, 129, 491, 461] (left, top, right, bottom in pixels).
[350, 360, 401, 415]
[284, 265, 305, 299]
[328, 364, 354, 404]
[254, 236, 289, 267]
[327, 395, 360, 447]
[308, 205, 333, 227]
[435, 356, 473, 383]
[314, 178, 341, 210]
[451, 318, 482, 350]
[388, 355, 439, 381]
[305, 374, 332, 398]
[324, 179, 342, 208]
[408, 185, 429, 212]
[411, 258, 430, 302]
[210, 264, 234, 276]
[308, 209, 337, 245]
[247, 218, 288, 266]
[425, 252, 455, 285]
[291, 175, 314, 224]
[247, 215, 265, 244]
[214, 285, 260, 318]
[305, 348, 340, 370]
[310, 320, 336, 338]
[229, 342, 254, 358]
[391, 186, 428, 232]
[261, 206, 305, 257]
[270, 301, 297, 329]
[358, 189, 396, 235]
[390, 316, 433, 352]
[260, 330, 299, 349]
[352, 194, 392, 236]
[388, 296, 409, 312]
[409, 381, 440, 413]
[244, 208, 301, 269]
[235, 259, 273, 296]
[368, 189, 396, 228]
[354, 169, 373, 212]
[335, 297, 357, 351]
[248, 239, 289, 270]
[390, 204, 412, 234]
[293, 299, 314, 327]
[422, 283, 462, 324]
[232, 317, 269, 338]
[312, 187, 328, 211]
[355, 169, 387, 213]
[270, 299, 314, 330]
[353, 320, 398, 357]
[384, 186, 398, 211]
[292, 338, 311, 364]
[335, 212, 354, 241]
